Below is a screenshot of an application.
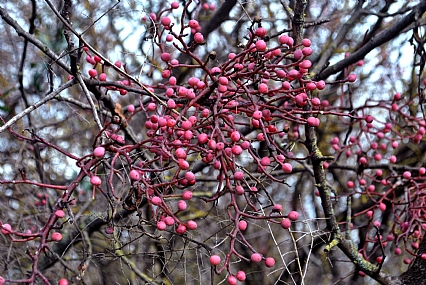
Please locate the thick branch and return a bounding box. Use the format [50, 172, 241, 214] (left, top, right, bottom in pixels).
[291, 0, 307, 45]
[312, 0, 365, 75]
[200, 0, 237, 38]
[0, 5, 71, 74]
[314, 1, 426, 81]
[0, 80, 76, 134]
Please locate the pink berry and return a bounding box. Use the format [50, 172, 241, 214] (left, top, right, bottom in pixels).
[1, 224, 12, 235]
[90, 176, 101, 186]
[295, 92, 307, 106]
[55, 210, 65, 218]
[232, 145, 243, 155]
[231, 131, 241, 142]
[161, 53, 171, 62]
[210, 255, 221, 265]
[162, 70, 171, 78]
[175, 148, 187, 159]
[255, 27, 267, 37]
[256, 40, 267, 51]
[252, 110, 262, 120]
[279, 35, 293, 46]
[366, 210, 373, 219]
[347, 74, 357, 82]
[365, 115, 373, 123]
[176, 225, 186, 234]
[403, 171, 411, 179]
[281, 218, 291, 229]
[251, 253, 262, 262]
[395, 248, 402, 255]
[302, 38, 311, 47]
[51, 232, 63, 241]
[169, 76, 177, 85]
[127, 105, 135, 112]
[235, 185, 244, 195]
[201, 109, 210, 117]
[149, 13, 157, 21]
[265, 257, 275, 267]
[299, 59, 312, 69]
[167, 99, 176, 109]
[58, 279, 69, 285]
[258, 83, 268, 94]
[194, 32, 204, 43]
[236, 271, 246, 281]
[316, 80, 326, 90]
[272, 204, 282, 212]
[177, 200, 187, 211]
[228, 276, 237, 285]
[394, 93, 401, 100]
[219, 77, 229, 86]
[88, 69, 97, 78]
[234, 171, 244, 180]
[182, 190, 193, 200]
[240, 141, 250, 150]
[198, 133, 209, 144]
[260, 157, 271, 166]
[282, 163, 292, 173]
[93, 147, 105, 158]
[188, 20, 199, 29]
[165, 216, 175, 226]
[306, 82, 317, 91]
[181, 120, 192, 130]
[307, 116, 319, 127]
[171, 1, 179, 9]
[288, 211, 299, 221]
[186, 220, 197, 230]
[238, 220, 248, 231]
[211, 67, 221, 74]
[129, 170, 140, 181]
[302, 47, 313, 56]
[99, 73, 107, 81]
[151, 196, 162, 205]
[294, 49, 303, 60]
[161, 17, 171, 27]
[157, 221, 166, 230]
[147, 103, 156, 111]
[185, 171, 195, 181]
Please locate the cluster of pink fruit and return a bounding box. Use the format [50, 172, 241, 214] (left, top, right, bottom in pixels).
[322, 81, 426, 267]
[75, 3, 364, 282]
[1, 2, 359, 284]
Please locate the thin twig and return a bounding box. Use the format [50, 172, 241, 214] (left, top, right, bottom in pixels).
[75, 74, 104, 131]
[0, 80, 75, 134]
